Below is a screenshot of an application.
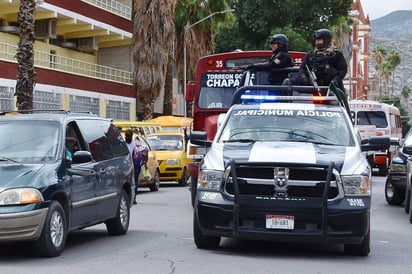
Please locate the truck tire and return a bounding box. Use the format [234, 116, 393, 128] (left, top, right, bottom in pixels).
[191, 176, 198, 207]
[405, 187, 411, 214]
[409, 193, 412, 224]
[385, 177, 405, 205]
[378, 164, 388, 176]
[344, 228, 370, 256]
[193, 210, 220, 249]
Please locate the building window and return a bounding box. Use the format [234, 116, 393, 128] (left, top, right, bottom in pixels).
[106, 100, 130, 120]
[70, 95, 99, 114]
[0, 86, 14, 111]
[33, 90, 62, 110]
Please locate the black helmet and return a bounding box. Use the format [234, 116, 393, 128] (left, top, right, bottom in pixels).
[268, 34, 288, 46]
[314, 29, 332, 44]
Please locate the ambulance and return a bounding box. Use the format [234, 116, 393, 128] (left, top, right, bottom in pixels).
[349, 100, 402, 176]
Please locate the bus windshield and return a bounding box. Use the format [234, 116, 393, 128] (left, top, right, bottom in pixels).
[198, 72, 243, 109]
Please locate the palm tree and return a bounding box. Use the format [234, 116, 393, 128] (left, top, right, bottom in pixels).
[15, 0, 36, 111]
[371, 45, 387, 98]
[387, 50, 401, 97]
[132, 0, 177, 120]
[380, 60, 392, 96]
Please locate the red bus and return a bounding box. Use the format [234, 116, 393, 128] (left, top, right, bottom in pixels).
[185, 50, 306, 204]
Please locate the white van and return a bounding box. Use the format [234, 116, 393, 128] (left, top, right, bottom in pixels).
[349, 100, 402, 176]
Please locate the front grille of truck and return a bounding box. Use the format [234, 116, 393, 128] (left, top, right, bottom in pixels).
[224, 163, 339, 199]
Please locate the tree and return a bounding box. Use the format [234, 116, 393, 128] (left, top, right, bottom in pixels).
[174, 0, 234, 116]
[371, 45, 387, 98]
[215, 0, 353, 52]
[15, 0, 36, 111]
[380, 60, 392, 96]
[387, 50, 401, 96]
[132, 0, 177, 120]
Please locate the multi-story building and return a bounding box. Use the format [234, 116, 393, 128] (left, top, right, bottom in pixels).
[0, 0, 138, 120]
[348, 0, 371, 99]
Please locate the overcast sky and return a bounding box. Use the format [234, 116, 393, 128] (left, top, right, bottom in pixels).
[361, 0, 412, 19]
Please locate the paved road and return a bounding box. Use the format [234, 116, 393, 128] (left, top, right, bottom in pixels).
[1, 178, 412, 274]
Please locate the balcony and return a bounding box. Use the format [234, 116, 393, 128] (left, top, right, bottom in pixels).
[81, 0, 132, 19]
[0, 41, 132, 85]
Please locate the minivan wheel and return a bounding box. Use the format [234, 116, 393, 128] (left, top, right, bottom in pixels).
[106, 189, 130, 235]
[385, 177, 405, 205]
[34, 201, 67, 257]
[193, 210, 220, 249]
[149, 170, 160, 191]
[344, 228, 370, 256]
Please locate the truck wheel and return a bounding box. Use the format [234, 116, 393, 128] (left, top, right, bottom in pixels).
[409, 194, 412, 224]
[193, 210, 220, 249]
[33, 201, 67, 257]
[106, 189, 130, 235]
[191, 176, 198, 207]
[385, 177, 405, 205]
[344, 228, 370, 256]
[405, 187, 411, 213]
[378, 164, 388, 176]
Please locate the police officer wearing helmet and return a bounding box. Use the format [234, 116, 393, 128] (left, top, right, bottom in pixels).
[298, 28, 347, 91]
[247, 34, 294, 84]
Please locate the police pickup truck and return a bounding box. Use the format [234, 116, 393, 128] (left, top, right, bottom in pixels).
[190, 84, 390, 256]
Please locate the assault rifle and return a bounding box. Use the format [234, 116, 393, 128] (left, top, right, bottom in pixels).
[306, 65, 320, 92]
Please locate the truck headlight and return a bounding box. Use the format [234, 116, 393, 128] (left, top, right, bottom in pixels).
[390, 163, 406, 173]
[0, 188, 44, 205]
[341, 175, 371, 196]
[166, 158, 180, 165]
[198, 170, 224, 191]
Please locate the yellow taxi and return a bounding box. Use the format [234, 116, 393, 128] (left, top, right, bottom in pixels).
[146, 131, 192, 186]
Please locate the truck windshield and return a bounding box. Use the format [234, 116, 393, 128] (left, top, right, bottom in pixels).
[218, 106, 354, 146]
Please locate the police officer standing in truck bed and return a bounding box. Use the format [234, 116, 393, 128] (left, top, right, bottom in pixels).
[298, 28, 347, 91]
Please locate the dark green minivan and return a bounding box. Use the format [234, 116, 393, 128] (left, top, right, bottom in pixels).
[0, 111, 134, 257]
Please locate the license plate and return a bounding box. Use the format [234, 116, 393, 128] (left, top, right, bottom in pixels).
[266, 215, 294, 230]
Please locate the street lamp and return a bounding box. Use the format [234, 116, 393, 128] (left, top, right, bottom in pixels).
[183, 8, 235, 117]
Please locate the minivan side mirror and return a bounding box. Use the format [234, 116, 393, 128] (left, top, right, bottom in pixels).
[72, 151, 93, 163]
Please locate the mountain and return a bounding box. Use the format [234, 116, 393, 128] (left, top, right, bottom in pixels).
[371, 10, 412, 39]
[369, 10, 412, 97]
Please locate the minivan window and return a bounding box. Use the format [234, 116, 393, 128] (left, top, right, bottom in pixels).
[0, 120, 60, 162]
[76, 120, 113, 161]
[106, 123, 129, 157]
